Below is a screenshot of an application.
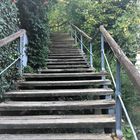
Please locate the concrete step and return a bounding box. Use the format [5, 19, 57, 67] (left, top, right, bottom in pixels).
[0, 99, 115, 111]
[0, 134, 113, 140]
[5, 88, 113, 98]
[0, 115, 115, 129]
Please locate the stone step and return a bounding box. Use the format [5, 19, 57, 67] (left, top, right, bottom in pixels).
[18, 79, 111, 89]
[0, 99, 115, 111]
[5, 88, 113, 98]
[0, 115, 115, 129]
[39, 68, 94, 73]
[0, 134, 113, 140]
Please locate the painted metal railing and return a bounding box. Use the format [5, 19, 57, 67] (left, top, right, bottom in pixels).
[70, 24, 93, 68]
[0, 30, 28, 91]
[70, 24, 139, 140]
[100, 26, 139, 140]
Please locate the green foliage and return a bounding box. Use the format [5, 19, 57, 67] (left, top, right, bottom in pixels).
[0, 0, 19, 96]
[49, 0, 140, 51]
[123, 124, 134, 140]
[17, 0, 50, 70]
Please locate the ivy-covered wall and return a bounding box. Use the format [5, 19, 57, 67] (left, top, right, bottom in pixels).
[0, 0, 51, 96]
[0, 0, 19, 96]
[17, 0, 50, 70]
[0, 0, 19, 39]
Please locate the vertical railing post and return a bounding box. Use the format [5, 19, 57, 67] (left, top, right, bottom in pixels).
[90, 42, 93, 68]
[74, 30, 77, 44]
[19, 34, 24, 77]
[80, 35, 83, 53]
[70, 26, 73, 38]
[101, 33, 105, 71]
[115, 60, 123, 139]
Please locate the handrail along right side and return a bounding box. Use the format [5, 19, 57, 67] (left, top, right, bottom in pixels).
[100, 25, 140, 92]
[100, 25, 139, 140]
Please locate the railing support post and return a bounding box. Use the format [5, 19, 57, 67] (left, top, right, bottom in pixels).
[19, 35, 24, 77]
[90, 42, 93, 68]
[115, 60, 123, 139]
[70, 26, 73, 38]
[74, 30, 77, 44]
[80, 35, 83, 53]
[101, 33, 105, 71]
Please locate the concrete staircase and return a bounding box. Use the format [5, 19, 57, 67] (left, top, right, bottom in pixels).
[0, 33, 115, 139]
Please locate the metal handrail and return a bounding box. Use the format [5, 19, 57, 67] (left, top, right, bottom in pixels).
[71, 24, 92, 41]
[100, 25, 140, 92]
[0, 30, 27, 77]
[70, 25, 93, 67]
[100, 25, 138, 140]
[103, 52, 138, 140]
[70, 23, 138, 140]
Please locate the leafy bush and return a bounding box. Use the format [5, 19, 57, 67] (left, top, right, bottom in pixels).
[17, 0, 50, 70]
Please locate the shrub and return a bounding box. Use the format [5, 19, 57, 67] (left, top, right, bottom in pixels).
[17, 0, 50, 70]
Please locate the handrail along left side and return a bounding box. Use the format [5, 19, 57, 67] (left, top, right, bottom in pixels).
[0, 29, 27, 85]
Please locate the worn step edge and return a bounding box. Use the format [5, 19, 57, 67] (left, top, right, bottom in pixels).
[48, 54, 82, 56]
[47, 59, 85, 62]
[0, 115, 115, 129]
[23, 72, 108, 78]
[0, 134, 113, 140]
[0, 99, 115, 111]
[46, 62, 87, 65]
[47, 65, 89, 69]
[18, 79, 111, 87]
[39, 68, 94, 73]
[48, 56, 83, 58]
[5, 88, 113, 98]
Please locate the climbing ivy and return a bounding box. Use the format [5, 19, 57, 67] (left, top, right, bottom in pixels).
[0, 0, 19, 96]
[17, 0, 50, 70]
